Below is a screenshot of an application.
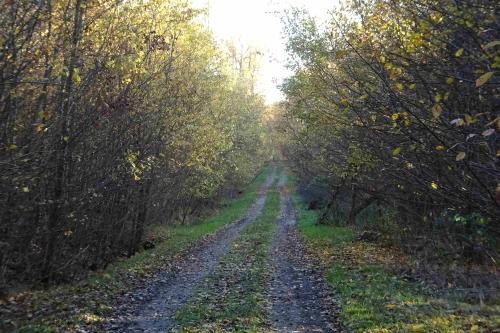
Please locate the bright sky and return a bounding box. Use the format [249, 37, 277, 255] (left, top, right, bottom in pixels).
[191, 0, 337, 104]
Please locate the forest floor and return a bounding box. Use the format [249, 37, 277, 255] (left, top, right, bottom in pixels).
[100, 168, 278, 332]
[2, 165, 497, 332]
[103, 166, 343, 332]
[0, 166, 343, 332]
[290, 177, 500, 332]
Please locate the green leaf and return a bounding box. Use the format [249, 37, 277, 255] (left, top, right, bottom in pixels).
[392, 147, 401, 155]
[38, 111, 46, 121]
[455, 48, 464, 57]
[476, 72, 493, 87]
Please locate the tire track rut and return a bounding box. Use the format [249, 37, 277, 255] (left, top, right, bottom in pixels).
[103, 168, 276, 332]
[269, 170, 342, 332]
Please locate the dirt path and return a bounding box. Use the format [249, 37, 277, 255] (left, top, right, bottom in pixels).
[102, 168, 276, 332]
[269, 170, 342, 332]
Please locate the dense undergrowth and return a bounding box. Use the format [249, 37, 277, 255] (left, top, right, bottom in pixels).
[0, 0, 271, 290]
[0, 167, 272, 333]
[290, 172, 500, 333]
[276, 0, 499, 268]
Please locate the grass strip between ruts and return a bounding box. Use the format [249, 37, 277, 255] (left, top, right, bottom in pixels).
[175, 178, 281, 332]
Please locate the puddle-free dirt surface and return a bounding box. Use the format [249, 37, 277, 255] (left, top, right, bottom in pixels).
[102, 167, 342, 332]
[269, 170, 342, 332]
[102, 169, 276, 332]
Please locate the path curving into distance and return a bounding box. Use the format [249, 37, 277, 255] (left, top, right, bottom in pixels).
[102, 168, 276, 332]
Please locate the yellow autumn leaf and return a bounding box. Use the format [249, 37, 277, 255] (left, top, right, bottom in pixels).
[464, 114, 477, 125]
[456, 152, 466, 161]
[446, 77, 454, 85]
[72, 68, 81, 86]
[435, 145, 445, 151]
[431, 104, 442, 118]
[23, 187, 30, 193]
[35, 124, 45, 133]
[476, 72, 493, 87]
[411, 324, 425, 333]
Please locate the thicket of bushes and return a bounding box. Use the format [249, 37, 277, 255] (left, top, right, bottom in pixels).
[278, 0, 499, 263]
[0, 0, 269, 291]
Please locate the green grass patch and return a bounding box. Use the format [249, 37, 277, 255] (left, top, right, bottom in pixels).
[1, 166, 273, 333]
[293, 192, 355, 247]
[176, 187, 281, 332]
[287, 171, 500, 333]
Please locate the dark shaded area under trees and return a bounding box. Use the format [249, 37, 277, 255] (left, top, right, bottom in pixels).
[0, 0, 270, 292]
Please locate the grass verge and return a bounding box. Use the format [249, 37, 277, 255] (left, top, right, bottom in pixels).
[288, 172, 500, 333]
[175, 185, 281, 332]
[0, 166, 273, 333]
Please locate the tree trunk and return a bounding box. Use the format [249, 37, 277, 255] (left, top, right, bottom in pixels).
[42, 0, 83, 285]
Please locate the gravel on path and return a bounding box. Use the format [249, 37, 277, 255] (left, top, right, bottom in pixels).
[269, 170, 343, 333]
[101, 168, 276, 332]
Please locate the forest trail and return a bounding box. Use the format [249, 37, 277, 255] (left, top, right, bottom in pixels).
[102, 168, 276, 332]
[101, 166, 342, 332]
[269, 170, 342, 332]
